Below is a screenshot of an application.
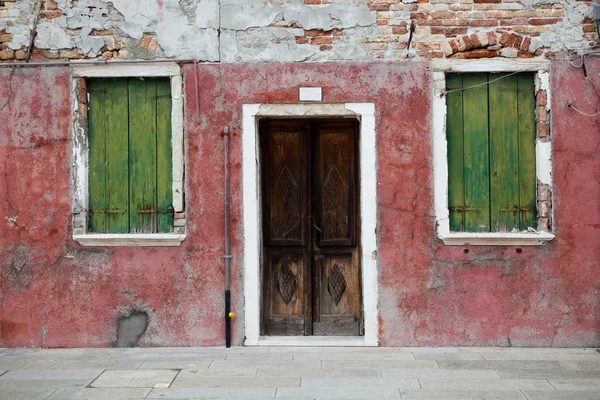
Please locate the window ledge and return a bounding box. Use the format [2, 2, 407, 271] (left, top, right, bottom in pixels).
[74, 234, 186, 247]
[439, 232, 555, 246]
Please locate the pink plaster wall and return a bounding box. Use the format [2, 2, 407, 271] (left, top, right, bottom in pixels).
[0, 61, 598, 347]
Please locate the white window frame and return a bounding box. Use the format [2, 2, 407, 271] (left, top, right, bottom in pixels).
[432, 59, 555, 246]
[71, 62, 185, 246]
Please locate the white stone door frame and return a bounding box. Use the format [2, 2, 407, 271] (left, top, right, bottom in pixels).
[242, 103, 379, 347]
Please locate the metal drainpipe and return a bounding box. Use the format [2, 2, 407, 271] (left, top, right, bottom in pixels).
[223, 126, 233, 348]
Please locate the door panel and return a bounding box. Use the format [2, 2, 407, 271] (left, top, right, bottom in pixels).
[314, 123, 357, 247]
[261, 119, 361, 337]
[313, 251, 361, 336]
[266, 250, 309, 335]
[264, 122, 308, 247]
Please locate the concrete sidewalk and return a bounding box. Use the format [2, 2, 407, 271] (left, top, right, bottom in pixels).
[0, 347, 599, 400]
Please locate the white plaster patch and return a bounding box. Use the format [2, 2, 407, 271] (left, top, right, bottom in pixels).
[536, 140, 552, 185]
[299, 87, 322, 102]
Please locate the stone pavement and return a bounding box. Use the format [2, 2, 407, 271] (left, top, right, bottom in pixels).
[0, 347, 599, 400]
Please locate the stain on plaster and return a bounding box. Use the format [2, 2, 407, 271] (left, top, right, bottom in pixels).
[114, 311, 149, 347]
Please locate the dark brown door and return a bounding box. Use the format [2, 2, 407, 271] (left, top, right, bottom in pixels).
[260, 119, 362, 336]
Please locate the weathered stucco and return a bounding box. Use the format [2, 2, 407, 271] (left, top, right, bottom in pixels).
[0, 0, 596, 62]
[1, 61, 599, 347]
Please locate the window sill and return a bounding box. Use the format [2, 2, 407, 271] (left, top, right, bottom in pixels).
[439, 232, 555, 246]
[73, 234, 186, 247]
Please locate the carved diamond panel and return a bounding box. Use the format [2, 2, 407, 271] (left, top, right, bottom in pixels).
[277, 259, 298, 305]
[327, 264, 346, 305]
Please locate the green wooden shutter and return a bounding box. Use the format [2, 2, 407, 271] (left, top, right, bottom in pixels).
[88, 77, 173, 234]
[446, 72, 536, 233]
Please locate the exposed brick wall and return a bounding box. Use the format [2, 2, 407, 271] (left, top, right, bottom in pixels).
[0, 0, 597, 62]
[360, 0, 588, 59]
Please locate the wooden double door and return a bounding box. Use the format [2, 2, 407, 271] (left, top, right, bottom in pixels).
[260, 119, 362, 336]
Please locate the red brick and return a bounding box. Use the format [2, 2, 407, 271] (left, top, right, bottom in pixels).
[310, 37, 333, 45]
[295, 37, 309, 44]
[304, 0, 321, 4]
[40, 10, 62, 18]
[449, 40, 459, 54]
[431, 11, 455, 19]
[369, 4, 389, 11]
[463, 49, 499, 58]
[304, 29, 331, 36]
[517, 51, 534, 58]
[431, 27, 467, 36]
[520, 36, 531, 52]
[462, 35, 474, 51]
[537, 121, 547, 138]
[499, 32, 511, 46]
[440, 19, 469, 26]
[514, 35, 523, 49]
[319, 44, 332, 51]
[537, 90, 547, 106]
[392, 26, 408, 35]
[418, 19, 443, 26]
[529, 18, 560, 25]
[469, 19, 498, 27]
[470, 33, 482, 48]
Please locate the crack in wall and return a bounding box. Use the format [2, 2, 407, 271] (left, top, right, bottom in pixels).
[0, 68, 16, 111]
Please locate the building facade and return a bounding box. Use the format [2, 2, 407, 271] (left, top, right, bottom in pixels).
[0, 0, 599, 347]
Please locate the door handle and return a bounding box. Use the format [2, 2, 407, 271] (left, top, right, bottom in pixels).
[312, 222, 323, 233]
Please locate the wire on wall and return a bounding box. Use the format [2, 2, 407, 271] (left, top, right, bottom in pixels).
[440, 68, 534, 97]
[568, 52, 600, 117]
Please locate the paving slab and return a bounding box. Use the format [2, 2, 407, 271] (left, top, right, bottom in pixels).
[522, 390, 600, 400]
[560, 360, 600, 371]
[299, 377, 421, 389]
[293, 352, 416, 361]
[437, 360, 563, 370]
[481, 352, 600, 361]
[171, 373, 300, 388]
[381, 368, 500, 379]
[459, 347, 597, 354]
[419, 377, 554, 391]
[0, 378, 92, 388]
[177, 367, 257, 377]
[47, 387, 152, 399]
[1, 369, 102, 380]
[112, 352, 227, 361]
[138, 359, 212, 369]
[147, 387, 277, 398]
[20, 360, 144, 370]
[0, 388, 58, 400]
[322, 360, 438, 369]
[413, 353, 484, 361]
[258, 367, 381, 378]
[90, 369, 179, 388]
[209, 360, 321, 369]
[497, 368, 600, 379]
[275, 386, 400, 399]
[226, 352, 293, 361]
[548, 378, 600, 390]
[0, 357, 33, 370]
[398, 390, 527, 400]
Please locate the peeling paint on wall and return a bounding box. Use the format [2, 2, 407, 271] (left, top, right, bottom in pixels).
[1, 0, 597, 62]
